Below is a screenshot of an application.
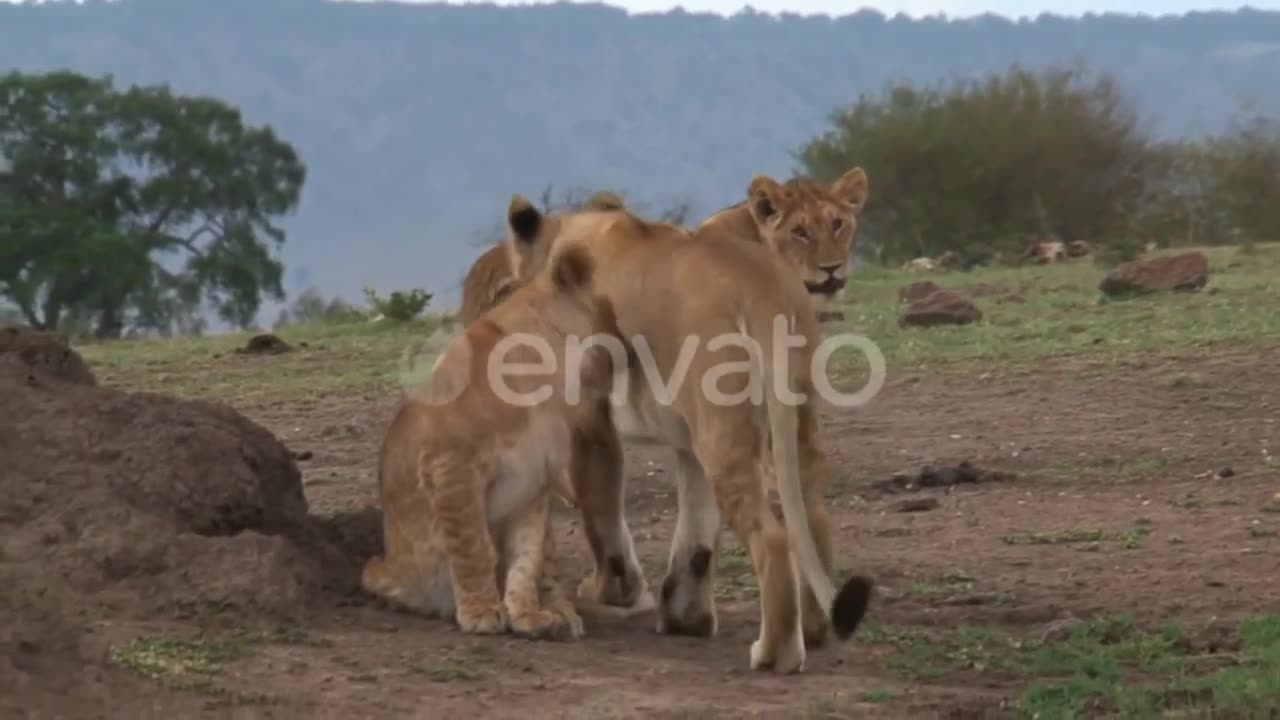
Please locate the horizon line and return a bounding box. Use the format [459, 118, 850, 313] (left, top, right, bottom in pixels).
[3, 0, 1279, 22]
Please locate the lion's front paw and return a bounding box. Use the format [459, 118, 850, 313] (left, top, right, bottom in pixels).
[456, 602, 508, 635]
[510, 607, 584, 641]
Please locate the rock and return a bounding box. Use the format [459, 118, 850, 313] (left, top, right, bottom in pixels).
[870, 461, 1018, 494]
[1099, 251, 1209, 297]
[899, 281, 942, 304]
[1066, 240, 1093, 258]
[899, 290, 982, 328]
[1022, 235, 1067, 264]
[893, 498, 940, 513]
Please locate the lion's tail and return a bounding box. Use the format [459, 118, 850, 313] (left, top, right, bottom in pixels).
[755, 311, 873, 641]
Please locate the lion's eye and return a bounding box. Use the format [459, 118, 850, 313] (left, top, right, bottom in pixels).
[832, 218, 845, 233]
[792, 226, 809, 241]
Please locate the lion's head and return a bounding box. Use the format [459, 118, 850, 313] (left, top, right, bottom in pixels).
[737, 167, 869, 308]
[458, 191, 631, 323]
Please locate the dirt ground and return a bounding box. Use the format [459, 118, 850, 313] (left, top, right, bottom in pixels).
[5, 329, 1278, 719]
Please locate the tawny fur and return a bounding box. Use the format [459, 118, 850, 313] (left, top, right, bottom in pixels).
[503, 184, 874, 675]
[361, 243, 625, 642]
[456, 191, 631, 324]
[694, 168, 869, 317]
[454, 168, 869, 323]
[457, 242, 518, 326]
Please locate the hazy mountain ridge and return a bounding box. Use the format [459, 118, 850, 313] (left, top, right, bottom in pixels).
[4, 0, 1279, 316]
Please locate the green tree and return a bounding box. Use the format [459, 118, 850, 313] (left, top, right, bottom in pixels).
[0, 70, 306, 338]
[273, 286, 366, 328]
[796, 61, 1159, 265]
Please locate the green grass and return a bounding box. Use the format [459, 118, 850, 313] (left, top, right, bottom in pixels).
[826, 243, 1280, 379]
[70, 243, 1277, 403]
[110, 635, 250, 691]
[866, 613, 1280, 718]
[1001, 523, 1153, 549]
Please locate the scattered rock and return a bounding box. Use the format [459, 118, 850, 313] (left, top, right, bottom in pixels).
[871, 461, 1018, 494]
[292, 450, 315, 461]
[902, 257, 936, 272]
[237, 333, 295, 355]
[893, 497, 940, 513]
[899, 290, 983, 328]
[1217, 466, 1235, 478]
[1099, 251, 1210, 297]
[1066, 240, 1093, 258]
[1022, 235, 1067, 264]
[899, 281, 942, 304]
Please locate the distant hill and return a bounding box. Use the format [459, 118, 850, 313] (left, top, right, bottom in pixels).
[4, 0, 1279, 319]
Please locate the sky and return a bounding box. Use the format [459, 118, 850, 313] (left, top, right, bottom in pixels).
[5, 0, 1280, 17]
[436, 0, 1280, 19]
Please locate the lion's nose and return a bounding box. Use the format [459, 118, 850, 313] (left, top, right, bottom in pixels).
[818, 262, 842, 275]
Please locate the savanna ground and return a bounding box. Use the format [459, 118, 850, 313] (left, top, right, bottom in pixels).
[51, 244, 1280, 719]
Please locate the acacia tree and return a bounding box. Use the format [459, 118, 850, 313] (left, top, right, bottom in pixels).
[0, 70, 306, 338]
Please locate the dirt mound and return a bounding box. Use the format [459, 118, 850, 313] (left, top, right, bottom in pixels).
[237, 332, 295, 355]
[0, 325, 96, 385]
[0, 327, 374, 703]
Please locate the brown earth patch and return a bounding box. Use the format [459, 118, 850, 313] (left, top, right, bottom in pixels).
[9, 328, 1280, 718]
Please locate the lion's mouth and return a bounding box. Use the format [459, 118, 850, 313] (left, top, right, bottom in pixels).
[804, 277, 846, 296]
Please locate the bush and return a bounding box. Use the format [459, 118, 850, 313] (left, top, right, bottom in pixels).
[799, 62, 1280, 267]
[798, 61, 1157, 266]
[363, 286, 432, 322]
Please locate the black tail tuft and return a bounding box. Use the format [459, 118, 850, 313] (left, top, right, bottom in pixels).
[830, 574, 874, 641]
[550, 246, 594, 292]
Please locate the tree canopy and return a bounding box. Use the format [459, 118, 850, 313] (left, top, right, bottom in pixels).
[0, 69, 306, 337]
[797, 62, 1280, 266]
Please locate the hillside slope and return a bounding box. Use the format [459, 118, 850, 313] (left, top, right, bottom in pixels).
[4, 0, 1279, 313]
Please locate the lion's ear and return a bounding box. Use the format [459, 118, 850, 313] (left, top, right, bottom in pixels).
[507, 194, 543, 244]
[746, 175, 786, 225]
[831, 167, 869, 214]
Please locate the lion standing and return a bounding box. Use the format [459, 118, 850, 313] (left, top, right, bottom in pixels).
[503, 187, 874, 674]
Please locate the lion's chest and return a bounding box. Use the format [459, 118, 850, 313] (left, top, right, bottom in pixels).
[487, 416, 571, 524]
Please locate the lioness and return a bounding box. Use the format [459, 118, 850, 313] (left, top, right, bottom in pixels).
[361, 242, 624, 641]
[454, 167, 868, 323]
[693, 168, 868, 319]
[457, 191, 628, 325]
[503, 189, 874, 674]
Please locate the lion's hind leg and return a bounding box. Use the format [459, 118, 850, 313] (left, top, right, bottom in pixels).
[503, 489, 584, 641]
[362, 478, 452, 617]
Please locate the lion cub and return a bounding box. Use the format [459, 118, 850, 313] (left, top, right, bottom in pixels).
[361, 239, 624, 641]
